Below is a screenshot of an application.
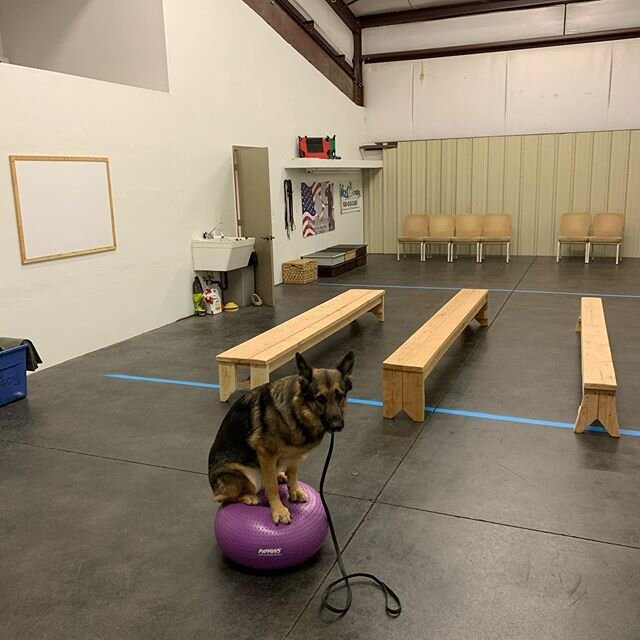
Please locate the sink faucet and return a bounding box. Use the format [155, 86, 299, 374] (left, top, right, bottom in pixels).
[203, 224, 224, 240]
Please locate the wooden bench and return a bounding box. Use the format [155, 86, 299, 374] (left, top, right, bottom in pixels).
[383, 289, 489, 422]
[216, 288, 384, 401]
[574, 297, 619, 437]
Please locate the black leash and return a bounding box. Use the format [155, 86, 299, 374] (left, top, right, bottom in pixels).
[318, 432, 402, 618]
[284, 179, 294, 239]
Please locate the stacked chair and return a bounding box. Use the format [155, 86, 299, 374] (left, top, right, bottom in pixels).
[451, 215, 483, 263]
[556, 213, 591, 263]
[556, 212, 625, 264]
[589, 213, 625, 264]
[396, 212, 624, 265]
[397, 215, 429, 261]
[479, 214, 512, 263]
[396, 214, 512, 263]
[425, 215, 456, 262]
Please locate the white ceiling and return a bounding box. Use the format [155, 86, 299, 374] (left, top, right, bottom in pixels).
[349, 0, 488, 17]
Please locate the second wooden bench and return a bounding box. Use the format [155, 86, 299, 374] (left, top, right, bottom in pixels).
[383, 289, 489, 422]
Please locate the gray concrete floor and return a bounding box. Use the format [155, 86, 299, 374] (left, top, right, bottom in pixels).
[2, 255, 640, 639]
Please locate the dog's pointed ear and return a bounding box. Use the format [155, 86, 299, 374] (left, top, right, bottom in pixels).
[337, 350, 355, 379]
[295, 352, 313, 381]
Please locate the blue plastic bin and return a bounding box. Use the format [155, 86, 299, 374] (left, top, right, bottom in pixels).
[0, 344, 28, 407]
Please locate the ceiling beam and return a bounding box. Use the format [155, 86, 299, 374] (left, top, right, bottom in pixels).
[360, 0, 590, 29]
[362, 26, 640, 63]
[270, 0, 354, 75]
[323, 0, 359, 32]
[243, 0, 361, 105]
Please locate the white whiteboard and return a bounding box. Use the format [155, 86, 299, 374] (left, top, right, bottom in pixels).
[10, 156, 116, 264]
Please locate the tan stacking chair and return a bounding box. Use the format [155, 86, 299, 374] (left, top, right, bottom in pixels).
[451, 215, 483, 262]
[588, 213, 625, 265]
[424, 215, 455, 262]
[397, 215, 429, 261]
[480, 214, 512, 263]
[556, 213, 591, 263]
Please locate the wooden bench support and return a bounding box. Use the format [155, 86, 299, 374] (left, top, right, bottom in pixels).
[383, 289, 489, 423]
[217, 289, 384, 401]
[575, 390, 619, 437]
[372, 299, 385, 322]
[474, 301, 489, 327]
[250, 364, 270, 389]
[402, 371, 425, 422]
[218, 363, 237, 402]
[382, 369, 402, 419]
[219, 363, 254, 401]
[574, 298, 619, 437]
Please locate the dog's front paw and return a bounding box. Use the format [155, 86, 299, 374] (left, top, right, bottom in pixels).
[271, 504, 292, 525]
[277, 472, 288, 484]
[288, 486, 308, 503]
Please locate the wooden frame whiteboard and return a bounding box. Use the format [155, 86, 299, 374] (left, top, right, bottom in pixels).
[10, 155, 117, 264]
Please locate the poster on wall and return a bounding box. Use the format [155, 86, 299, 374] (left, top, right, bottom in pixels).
[301, 181, 334, 238]
[339, 182, 362, 214]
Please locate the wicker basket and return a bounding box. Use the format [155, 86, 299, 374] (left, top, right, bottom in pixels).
[282, 259, 318, 285]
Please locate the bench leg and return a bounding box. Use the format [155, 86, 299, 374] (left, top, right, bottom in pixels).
[575, 316, 581, 333]
[250, 365, 270, 389]
[219, 363, 237, 402]
[403, 371, 425, 422]
[575, 390, 620, 438]
[574, 391, 598, 434]
[371, 298, 385, 322]
[383, 369, 403, 419]
[598, 391, 620, 437]
[475, 301, 489, 327]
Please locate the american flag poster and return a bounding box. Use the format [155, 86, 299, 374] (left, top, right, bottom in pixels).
[301, 181, 335, 238]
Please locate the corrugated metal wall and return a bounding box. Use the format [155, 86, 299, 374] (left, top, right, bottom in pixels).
[363, 130, 640, 257]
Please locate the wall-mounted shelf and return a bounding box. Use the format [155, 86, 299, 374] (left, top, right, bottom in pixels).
[284, 158, 383, 171]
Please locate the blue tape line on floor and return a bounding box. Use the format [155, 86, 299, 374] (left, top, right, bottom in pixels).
[317, 282, 640, 300]
[105, 373, 220, 389]
[105, 373, 639, 437]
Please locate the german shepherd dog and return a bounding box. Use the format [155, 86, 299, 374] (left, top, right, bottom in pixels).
[208, 351, 354, 524]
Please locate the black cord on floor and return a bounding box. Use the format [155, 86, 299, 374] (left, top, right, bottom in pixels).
[318, 432, 402, 618]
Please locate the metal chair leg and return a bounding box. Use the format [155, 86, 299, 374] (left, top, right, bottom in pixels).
[506, 242, 510, 263]
[585, 242, 590, 264]
[616, 243, 620, 265]
[397, 242, 400, 261]
[556, 241, 561, 263]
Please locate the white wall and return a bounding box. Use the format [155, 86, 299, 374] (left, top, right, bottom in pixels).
[363, 0, 640, 142]
[364, 38, 640, 141]
[0, 0, 169, 91]
[0, 0, 365, 368]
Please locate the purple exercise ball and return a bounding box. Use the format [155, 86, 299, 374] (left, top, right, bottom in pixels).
[214, 481, 328, 570]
